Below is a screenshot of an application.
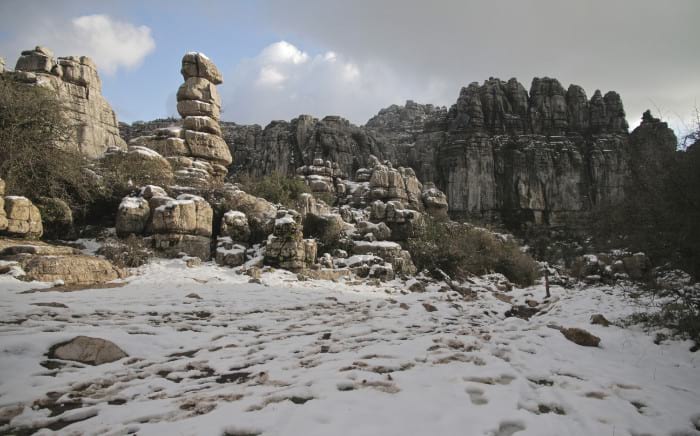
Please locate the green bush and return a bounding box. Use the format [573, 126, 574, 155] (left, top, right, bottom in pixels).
[408, 218, 539, 286]
[236, 173, 310, 208]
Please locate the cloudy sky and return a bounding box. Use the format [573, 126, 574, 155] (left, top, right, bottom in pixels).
[0, 0, 698, 135]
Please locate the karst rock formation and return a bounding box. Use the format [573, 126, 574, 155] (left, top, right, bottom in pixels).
[3, 46, 126, 157]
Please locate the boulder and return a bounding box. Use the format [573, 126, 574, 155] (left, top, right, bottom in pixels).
[33, 197, 74, 240]
[151, 194, 212, 237]
[561, 327, 600, 347]
[220, 210, 251, 243]
[220, 188, 277, 241]
[116, 197, 151, 237]
[303, 213, 345, 248]
[181, 52, 223, 85]
[184, 130, 232, 166]
[48, 336, 127, 365]
[215, 237, 247, 267]
[153, 234, 212, 260]
[265, 211, 317, 271]
[2, 196, 43, 239]
[21, 255, 125, 285]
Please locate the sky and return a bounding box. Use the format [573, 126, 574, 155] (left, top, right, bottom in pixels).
[0, 0, 698, 136]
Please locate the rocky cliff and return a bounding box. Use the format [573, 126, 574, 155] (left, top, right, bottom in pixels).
[1, 46, 126, 158]
[120, 76, 677, 229]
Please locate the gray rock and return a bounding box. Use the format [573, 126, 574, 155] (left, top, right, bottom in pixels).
[48, 336, 127, 365]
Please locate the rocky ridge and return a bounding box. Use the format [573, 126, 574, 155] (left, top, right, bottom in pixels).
[121, 77, 676, 229]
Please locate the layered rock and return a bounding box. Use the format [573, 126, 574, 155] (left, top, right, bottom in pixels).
[115, 189, 214, 260]
[2, 196, 43, 239]
[5, 46, 126, 157]
[264, 210, 317, 271]
[123, 75, 669, 230]
[128, 52, 230, 192]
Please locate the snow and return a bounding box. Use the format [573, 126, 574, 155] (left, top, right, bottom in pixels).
[128, 146, 163, 158]
[224, 211, 246, 219]
[0, 259, 698, 435]
[275, 215, 295, 226]
[353, 240, 402, 249]
[119, 197, 147, 210]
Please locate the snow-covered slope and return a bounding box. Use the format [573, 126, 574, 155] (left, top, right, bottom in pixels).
[0, 260, 698, 435]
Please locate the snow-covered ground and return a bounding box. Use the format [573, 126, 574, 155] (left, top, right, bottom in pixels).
[0, 259, 698, 436]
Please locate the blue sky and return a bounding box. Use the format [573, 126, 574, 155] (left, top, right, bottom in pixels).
[1, 0, 699, 136]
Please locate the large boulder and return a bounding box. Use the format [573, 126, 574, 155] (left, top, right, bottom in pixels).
[48, 336, 127, 365]
[151, 194, 212, 237]
[21, 254, 125, 285]
[183, 130, 232, 166]
[2, 196, 42, 239]
[264, 211, 317, 271]
[153, 234, 212, 260]
[215, 237, 247, 267]
[116, 197, 151, 237]
[177, 78, 221, 107]
[220, 210, 251, 243]
[302, 213, 345, 249]
[220, 187, 277, 242]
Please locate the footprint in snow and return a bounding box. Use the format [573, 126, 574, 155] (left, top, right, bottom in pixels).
[465, 386, 488, 405]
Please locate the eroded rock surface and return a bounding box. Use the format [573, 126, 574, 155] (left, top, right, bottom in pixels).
[5, 46, 126, 157]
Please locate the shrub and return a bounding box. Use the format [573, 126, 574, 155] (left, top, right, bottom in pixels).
[97, 235, 153, 268]
[408, 218, 539, 286]
[622, 283, 700, 344]
[235, 173, 310, 209]
[0, 75, 101, 214]
[98, 149, 174, 199]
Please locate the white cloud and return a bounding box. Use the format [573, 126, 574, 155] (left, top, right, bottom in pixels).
[221, 40, 449, 125]
[65, 15, 155, 74]
[0, 14, 155, 75]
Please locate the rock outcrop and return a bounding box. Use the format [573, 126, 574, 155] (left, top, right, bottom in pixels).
[1, 196, 43, 239]
[127, 52, 230, 194]
[264, 210, 317, 271]
[120, 75, 674, 231]
[5, 46, 126, 157]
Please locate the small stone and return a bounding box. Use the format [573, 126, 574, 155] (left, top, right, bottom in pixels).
[422, 302, 438, 312]
[185, 293, 202, 300]
[590, 314, 611, 327]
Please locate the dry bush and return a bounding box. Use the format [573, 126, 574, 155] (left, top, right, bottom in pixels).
[97, 235, 153, 268]
[408, 218, 539, 286]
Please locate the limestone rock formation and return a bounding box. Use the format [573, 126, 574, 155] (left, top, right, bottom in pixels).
[21, 254, 125, 285]
[121, 75, 672, 230]
[264, 210, 317, 271]
[6, 46, 126, 157]
[127, 52, 230, 193]
[2, 196, 43, 239]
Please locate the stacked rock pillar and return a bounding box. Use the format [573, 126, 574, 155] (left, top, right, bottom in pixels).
[176, 52, 232, 182]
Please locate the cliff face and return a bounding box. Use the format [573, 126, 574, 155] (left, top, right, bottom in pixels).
[3, 46, 126, 158]
[121, 76, 676, 229]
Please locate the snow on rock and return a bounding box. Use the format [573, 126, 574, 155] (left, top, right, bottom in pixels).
[0, 260, 698, 435]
